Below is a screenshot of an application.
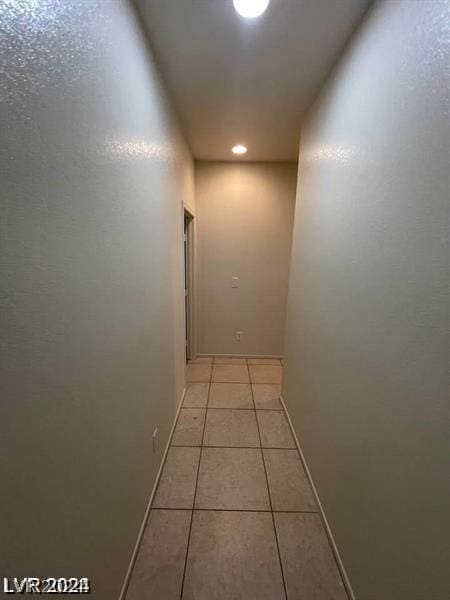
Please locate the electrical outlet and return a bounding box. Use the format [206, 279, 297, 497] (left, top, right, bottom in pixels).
[152, 428, 159, 454]
[236, 331, 243, 341]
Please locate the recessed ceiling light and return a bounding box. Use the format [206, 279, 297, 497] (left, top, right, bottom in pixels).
[232, 144, 248, 155]
[233, 0, 270, 19]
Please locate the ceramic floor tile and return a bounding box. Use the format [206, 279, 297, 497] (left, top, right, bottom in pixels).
[263, 449, 317, 512]
[203, 409, 260, 447]
[252, 384, 283, 410]
[195, 447, 270, 510]
[214, 357, 247, 365]
[186, 363, 212, 383]
[247, 358, 282, 365]
[188, 357, 213, 364]
[257, 410, 295, 448]
[126, 509, 191, 600]
[182, 511, 285, 600]
[171, 409, 206, 446]
[153, 447, 200, 509]
[212, 364, 250, 383]
[208, 383, 253, 409]
[249, 364, 283, 384]
[275, 513, 348, 600]
[183, 383, 210, 408]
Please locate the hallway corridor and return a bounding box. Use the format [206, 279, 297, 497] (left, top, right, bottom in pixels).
[125, 358, 347, 600]
[2, 1, 448, 597]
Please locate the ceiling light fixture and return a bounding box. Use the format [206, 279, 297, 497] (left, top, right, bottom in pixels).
[233, 0, 270, 19]
[232, 144, 248, 155]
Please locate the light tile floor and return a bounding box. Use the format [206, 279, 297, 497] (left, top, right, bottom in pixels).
[126, 357, 348, 600]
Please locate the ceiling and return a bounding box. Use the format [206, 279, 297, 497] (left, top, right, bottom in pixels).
[137, 0, 372, 162]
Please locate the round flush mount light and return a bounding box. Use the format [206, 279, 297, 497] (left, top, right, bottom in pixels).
[232, 144, 248, 155]
[233, 0, 270, 19]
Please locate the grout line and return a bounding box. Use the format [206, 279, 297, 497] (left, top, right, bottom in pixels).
[178, 380, 211, 599]
[118, 386, 188, 600]
[204, 406, 283, 411]
[151, 507, 320, 514]
[196, 353, 283, 360]
[171, 444, 296, 450]
[207, 382, 281, 387]
[279, 394, 355, 600]
[207, 407, 255, 411]
[210, 379, 251, 384]
[248, 362, 288, 600]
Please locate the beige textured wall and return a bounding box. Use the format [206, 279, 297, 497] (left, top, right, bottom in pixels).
[195, 161, 297, 356]
[283, 1, 450, 599]
[0, 1, 193, 598]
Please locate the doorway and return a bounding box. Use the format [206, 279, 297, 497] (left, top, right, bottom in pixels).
[184, 209, 195, 362]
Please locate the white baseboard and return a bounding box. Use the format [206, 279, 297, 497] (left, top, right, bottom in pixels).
[279, 395, 356, 600]
[196, 353, 283, 359]
[118, 387, 187, 600]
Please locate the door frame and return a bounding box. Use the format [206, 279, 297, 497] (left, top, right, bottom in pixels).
[183, 206, 196, 361]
